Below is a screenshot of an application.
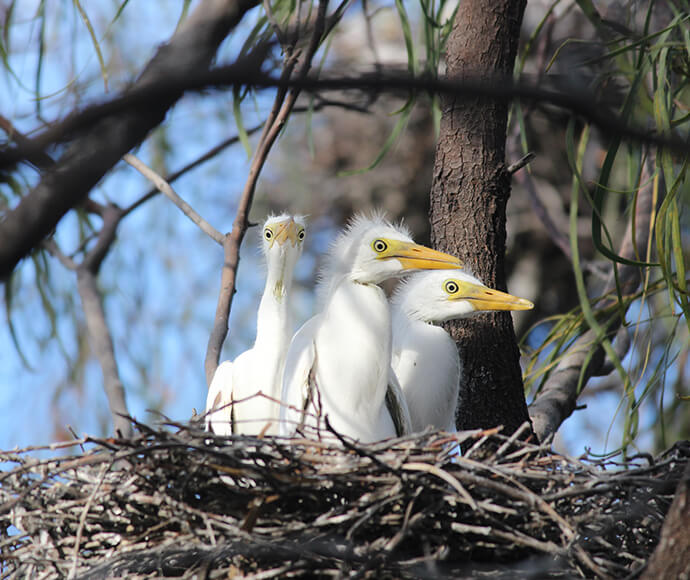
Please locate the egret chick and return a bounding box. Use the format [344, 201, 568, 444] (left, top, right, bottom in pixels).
[281, 214, 463, 442]
[206, 214, 306, 435]
[391, 270, 534, 432]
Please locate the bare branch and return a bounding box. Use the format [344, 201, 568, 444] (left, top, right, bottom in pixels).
[42, 239, 78, 270]
[77, 268, 133, 439]
[122, 124, 264, 217]
[529, 154, 655, 440]
[0, 0, 260, 281]
[506, 152, 535, 174]
[204, 0, 329, 385]
[74, 204, 132, 438]
[123, 154, 224, 245]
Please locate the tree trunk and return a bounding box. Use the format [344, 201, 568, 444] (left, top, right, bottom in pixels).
[641, 459, 690, 580]
[429, 0, 532, 437]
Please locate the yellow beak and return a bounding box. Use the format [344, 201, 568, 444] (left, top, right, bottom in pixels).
[272, 218, 299, 247]
[382, 240, 464, 270]
[452, 281, 534, 312]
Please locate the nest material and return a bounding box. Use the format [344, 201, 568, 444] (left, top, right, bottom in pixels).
[1, 422, 687, 579]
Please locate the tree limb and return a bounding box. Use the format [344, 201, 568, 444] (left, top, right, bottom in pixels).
[529, 154, 655, 440]
[0, 0, 259, 281]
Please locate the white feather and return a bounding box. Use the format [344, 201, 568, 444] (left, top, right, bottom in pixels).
[205, 214, 306, 435]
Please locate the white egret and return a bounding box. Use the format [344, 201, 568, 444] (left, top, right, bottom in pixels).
[205, 214, 306, 436]
[280, 214, 463, 442]
[390, 270, 534, 432]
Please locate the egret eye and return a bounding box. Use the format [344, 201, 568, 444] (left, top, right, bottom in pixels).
[264, 228, 273, 241]
[372, 239, 388, 253]
[298, 229, 305, 241]
[444, 280, 459, 295]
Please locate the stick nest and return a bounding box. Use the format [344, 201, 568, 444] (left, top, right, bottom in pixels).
[1, 421, 687, 579]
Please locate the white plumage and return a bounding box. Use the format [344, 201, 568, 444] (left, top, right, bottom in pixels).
[280, 214, 463, 442]
[205, 214, 306, 435]
[391, 270, 534, 432]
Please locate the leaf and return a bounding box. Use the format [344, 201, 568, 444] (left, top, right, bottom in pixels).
[74, 0, 108, 91]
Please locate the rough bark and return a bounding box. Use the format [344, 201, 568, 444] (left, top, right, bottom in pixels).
[0, 0, 259, 281]
[641, 458, 690, 580]
[429, 0, 530, 436]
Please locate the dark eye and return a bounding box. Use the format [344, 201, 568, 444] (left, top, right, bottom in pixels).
[372, 239, 388, 253]
[264, 228, 273, 240]
[444, 280, 459, 294]
[298, 229, 305, 241]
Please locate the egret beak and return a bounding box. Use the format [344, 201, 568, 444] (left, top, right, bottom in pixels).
[452, 281, 534, 312]
[273, 218, 299, 247]
[382, 240, 463, 270]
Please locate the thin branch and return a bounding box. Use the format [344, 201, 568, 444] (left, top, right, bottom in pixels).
[77, 267, 132, 439]
[506, 151, 535, 174]
[529, 153, 655, 440]
[42, 239, 78, 270]
[204, 0, 329, 385]
[74, 204, 133, 438]
[122, 124, 264, 217]
[123, 154, 224, 245]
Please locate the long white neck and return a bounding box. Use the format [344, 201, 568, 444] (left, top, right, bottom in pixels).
[255, 262, 294, 355]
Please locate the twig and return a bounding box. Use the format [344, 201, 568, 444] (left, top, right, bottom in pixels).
[122, 124, 263, 217]
[401, 462, 477, 509]
[69, 463, 109, 579]
[507, 151, 535, 174]
[123, 154, 224, 245]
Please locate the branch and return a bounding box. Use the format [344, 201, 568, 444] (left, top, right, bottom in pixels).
[529, 154, 655, 440]
[77, 268, 133, 439]
[122, 124, 264, 217]
[75, 204, 133, 438]
[123, 154, 224, 245]
[0, 0, 259, 281]
[4, 70, 689, 174]
[204, 0, 329, 385]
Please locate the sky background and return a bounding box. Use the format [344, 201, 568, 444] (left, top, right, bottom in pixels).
[0, 1, 676, 458]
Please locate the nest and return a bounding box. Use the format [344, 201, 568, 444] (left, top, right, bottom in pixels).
[1, 421, 687, 579]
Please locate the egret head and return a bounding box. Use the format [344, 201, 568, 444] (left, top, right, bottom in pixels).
[321, 214, 463, 293]
[393, 270, 534, 322]
[261, 214, 306, 298]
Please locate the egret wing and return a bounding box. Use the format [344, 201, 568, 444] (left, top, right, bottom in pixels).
[205, 361, 235, 435]
[386, 368, 413, 436]
[280, 316, 321, 435]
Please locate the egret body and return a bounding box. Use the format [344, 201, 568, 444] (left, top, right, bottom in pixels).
[281, 214, 463, 442]
[205, 214, 306, 435]
[391, 270, 534, 432]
